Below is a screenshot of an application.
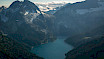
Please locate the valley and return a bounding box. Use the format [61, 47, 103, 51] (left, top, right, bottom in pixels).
[0, 0, 104, 59]
[31, 37, 74, 59]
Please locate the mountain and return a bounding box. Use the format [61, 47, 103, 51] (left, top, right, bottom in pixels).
[65, 24, 104, 47]
[54, 0, 104, 36]
[52, 0, 104, 58]
[65, 25, 104, 58]
[0, 0, 56, 46]
[0, 6, 6, 12]
[0, 31, 43, 59]
[65, 35, 104, 59]
[64, 17, 104, 59]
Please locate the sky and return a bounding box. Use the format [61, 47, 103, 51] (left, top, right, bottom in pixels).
[0, 0, 84, 7]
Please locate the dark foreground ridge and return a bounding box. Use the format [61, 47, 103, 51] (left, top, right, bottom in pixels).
[0, 31, 43, 59]
[65, 35, 104, 59]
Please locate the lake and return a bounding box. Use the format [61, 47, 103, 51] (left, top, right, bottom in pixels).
[31, 37, 74, 59]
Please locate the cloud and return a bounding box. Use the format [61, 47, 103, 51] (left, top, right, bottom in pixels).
[34, 1, 70, 12]
[34, 0, 85, 12]
[34, 1, 70, 5]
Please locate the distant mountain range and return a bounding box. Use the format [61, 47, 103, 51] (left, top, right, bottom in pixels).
[34, 1, 69, 14]
[54, 0, 104, 36]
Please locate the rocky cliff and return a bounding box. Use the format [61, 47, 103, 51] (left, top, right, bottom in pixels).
[0, 0, 56, 46]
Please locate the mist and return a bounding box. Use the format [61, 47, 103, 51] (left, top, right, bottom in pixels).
[0, 0, 104, 59]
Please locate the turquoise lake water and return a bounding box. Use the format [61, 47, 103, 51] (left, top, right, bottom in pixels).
[31, 37, 74, 59]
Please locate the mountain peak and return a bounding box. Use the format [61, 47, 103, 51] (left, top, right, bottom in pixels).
[9, 0, 41, 13]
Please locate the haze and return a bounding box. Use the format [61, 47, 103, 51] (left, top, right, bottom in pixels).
[0, 0, 85, 7]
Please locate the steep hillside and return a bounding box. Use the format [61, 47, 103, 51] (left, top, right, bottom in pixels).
[65, 22, 104, 59]
[0, 31, 43, 59]
[0, 0, 56, 46]
[65, 25, 104, 47]
[54, 0, 104, 36]
[56, 0, 104, 58]
[65, 36, 104, 59]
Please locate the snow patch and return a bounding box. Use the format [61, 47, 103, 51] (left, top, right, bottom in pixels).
[16, 20, 19, 22]
[24, 9, 41, 23]
[41, 29, 47, 34]
[36, 10, 40, 13]
[41, 12, 46, 14]
[24, 12, 40, 23]
[24, 11, 29, 15]
[30, 18, 34, 23]
[76, 9, 89, 14]
[24, 5, 27, 8]
[33, 13, 40, 18]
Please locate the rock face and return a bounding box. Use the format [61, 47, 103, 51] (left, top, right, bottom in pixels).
[54, 0, 104, 36]
[0, 0, 56, 46]
[0, 31, 43, 59]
